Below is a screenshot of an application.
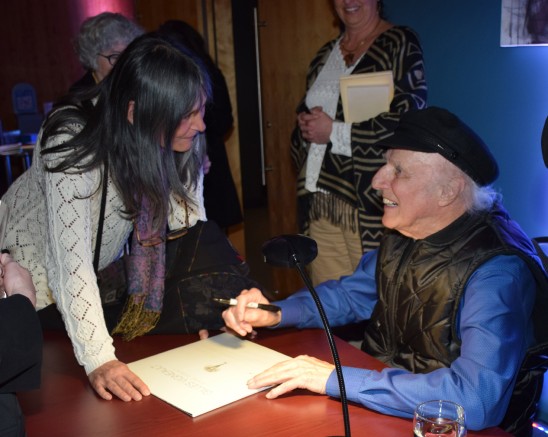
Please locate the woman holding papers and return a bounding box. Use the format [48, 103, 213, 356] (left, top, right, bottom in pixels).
[290, 0, 427, 286]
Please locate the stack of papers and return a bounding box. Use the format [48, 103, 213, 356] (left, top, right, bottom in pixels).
[128, 333, 290, 417]
[340, 70, 394, 123]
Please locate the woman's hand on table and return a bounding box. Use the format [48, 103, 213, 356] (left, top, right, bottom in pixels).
[89, 360, 151, 401]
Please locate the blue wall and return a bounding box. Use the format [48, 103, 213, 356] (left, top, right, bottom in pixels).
[385, 0, 548, 239]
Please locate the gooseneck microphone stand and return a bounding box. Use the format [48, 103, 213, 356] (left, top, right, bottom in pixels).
[262, 235, 351, 437]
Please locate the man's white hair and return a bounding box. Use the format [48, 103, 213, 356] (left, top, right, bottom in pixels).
[459, 169, 501, 213]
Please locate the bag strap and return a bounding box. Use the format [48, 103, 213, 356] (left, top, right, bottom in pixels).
[532, 237, 548, 272]
[93, 159, 108, 273]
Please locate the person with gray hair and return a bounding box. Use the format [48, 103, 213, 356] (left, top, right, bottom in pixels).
[70, 12, 143, 92]
[222, 107, 548, 436]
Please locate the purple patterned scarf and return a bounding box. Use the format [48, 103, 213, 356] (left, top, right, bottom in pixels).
[112, 198, 166, 340]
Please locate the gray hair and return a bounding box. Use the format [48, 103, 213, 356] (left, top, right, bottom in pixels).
[463, 174, 501, 213]
[74, 12, 144, 71]
[433, 152, 501, 213]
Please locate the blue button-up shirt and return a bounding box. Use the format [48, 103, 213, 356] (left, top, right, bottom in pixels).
[276, 250, 536, 430]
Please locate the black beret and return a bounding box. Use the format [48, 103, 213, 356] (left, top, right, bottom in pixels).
[375, 107, 499, 186]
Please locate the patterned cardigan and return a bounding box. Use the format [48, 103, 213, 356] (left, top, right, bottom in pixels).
[290, 26, 428, 252]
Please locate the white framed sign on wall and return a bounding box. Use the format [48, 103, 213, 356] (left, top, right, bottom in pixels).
[501, 0, 548, 46]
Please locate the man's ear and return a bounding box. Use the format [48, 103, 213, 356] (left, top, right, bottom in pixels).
[127, 100, 135, 124]
[439, 176, 465, 207]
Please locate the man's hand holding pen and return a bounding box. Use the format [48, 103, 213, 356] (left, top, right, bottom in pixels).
[220, 288, 282, 337]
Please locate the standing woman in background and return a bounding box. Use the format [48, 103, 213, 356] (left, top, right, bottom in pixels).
[70, 12, 144, 93]
[1, 34, 210, 402]
[291, 0, 427, 285]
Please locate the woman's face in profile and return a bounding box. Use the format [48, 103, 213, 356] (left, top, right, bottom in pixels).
[171, 99, 206, 153]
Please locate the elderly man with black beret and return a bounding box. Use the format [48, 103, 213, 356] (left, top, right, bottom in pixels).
[222, 107, 548, 436]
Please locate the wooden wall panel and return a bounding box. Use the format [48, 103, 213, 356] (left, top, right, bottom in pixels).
[0, 0, 242, 254]
[134, 0, 200, 31]
[209, 0, 244, 253]
[0, 0, 135, 131]
[0, 0, 79, 130]
[257, 0, 339, 294]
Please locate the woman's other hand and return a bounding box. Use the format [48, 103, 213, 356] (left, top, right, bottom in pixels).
[89, 360, 151, 402]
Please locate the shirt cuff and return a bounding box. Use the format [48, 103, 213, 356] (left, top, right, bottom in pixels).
[274, 300, 303, 328]
[326, 366, 374, 404]
[329, 122, 352, 157]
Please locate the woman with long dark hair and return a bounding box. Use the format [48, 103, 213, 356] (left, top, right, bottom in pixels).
[1, 33, 211, 401]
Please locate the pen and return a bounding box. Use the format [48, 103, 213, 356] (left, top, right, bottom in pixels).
[212, 297, 281, 313]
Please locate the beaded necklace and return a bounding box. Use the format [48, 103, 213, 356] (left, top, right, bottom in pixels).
[340, 20, 382, 67]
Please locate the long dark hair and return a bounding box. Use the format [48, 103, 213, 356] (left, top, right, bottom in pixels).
[42, 33, 211, 227]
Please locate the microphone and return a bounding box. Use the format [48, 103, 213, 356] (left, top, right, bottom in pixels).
[262, 234, 351, 437]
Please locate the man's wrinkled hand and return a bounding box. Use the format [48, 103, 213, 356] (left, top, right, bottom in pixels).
[247, 355, 334, 399]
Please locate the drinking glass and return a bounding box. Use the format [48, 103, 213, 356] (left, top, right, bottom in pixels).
[413, 400, 467, 437]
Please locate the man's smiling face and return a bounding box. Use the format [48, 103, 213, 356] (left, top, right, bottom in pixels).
[372, 149, 450, 239]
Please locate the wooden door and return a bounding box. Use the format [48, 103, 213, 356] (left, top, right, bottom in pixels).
[257, 0, 339, 295]
[135, 0, 201, 30]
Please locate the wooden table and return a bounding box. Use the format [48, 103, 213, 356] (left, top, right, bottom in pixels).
[18, 329, 511, 437]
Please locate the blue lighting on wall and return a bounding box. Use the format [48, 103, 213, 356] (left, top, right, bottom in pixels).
[384, 0, 548, 239]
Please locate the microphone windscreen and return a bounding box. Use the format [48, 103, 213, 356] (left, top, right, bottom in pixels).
[542, 116, 548, 168]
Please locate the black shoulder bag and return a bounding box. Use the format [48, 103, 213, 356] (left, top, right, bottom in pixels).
[94, 163, 264, 334]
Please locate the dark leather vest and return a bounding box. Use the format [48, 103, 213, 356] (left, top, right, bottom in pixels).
[362, 204, 548, 436]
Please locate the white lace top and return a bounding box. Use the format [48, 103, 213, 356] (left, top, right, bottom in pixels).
[304, 38, 356, 192]
[1, 124, 206, 374]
